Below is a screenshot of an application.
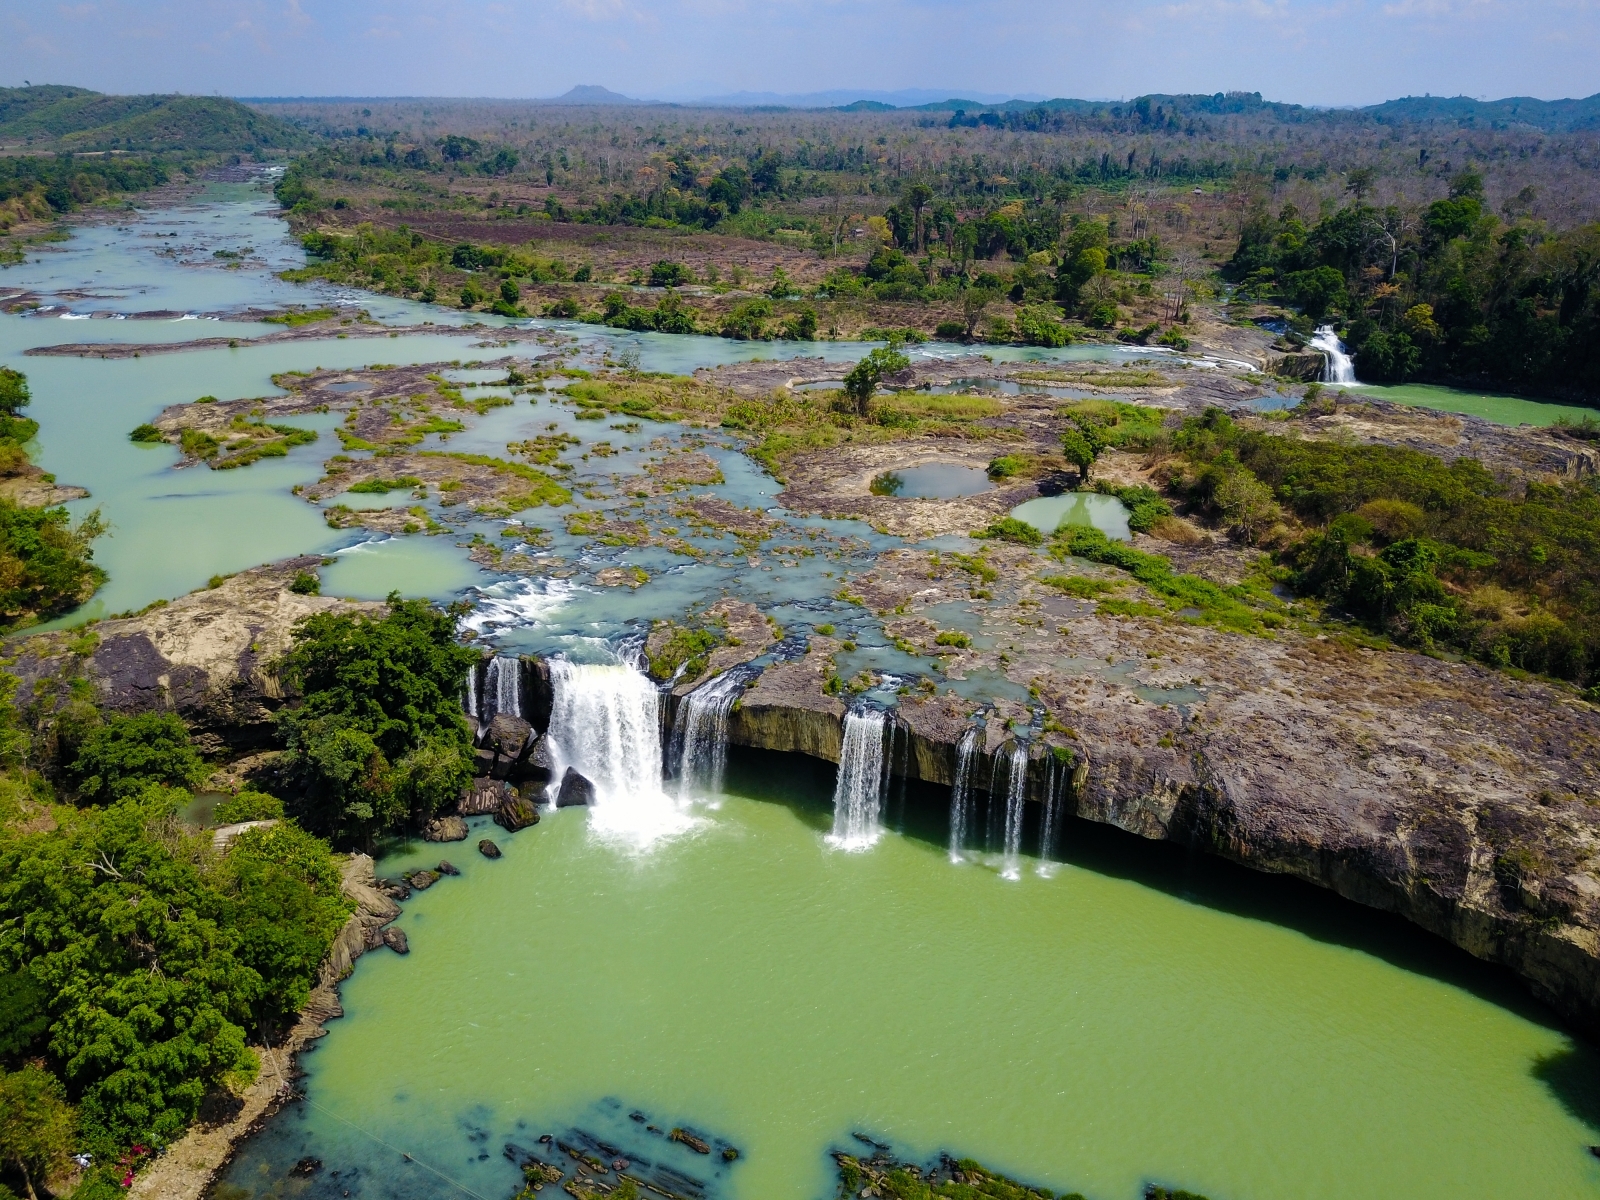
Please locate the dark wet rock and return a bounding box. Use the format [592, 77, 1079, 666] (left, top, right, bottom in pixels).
[669, 1129, 710, 1155]
[382, 927, 409, 954]
[291, 1158, 322, 1177]
[422, 815, 467, 842]
[478, 838, 502, 859]
[488, 712, 534, 757]
[375, 878, 411, 901]
[495, 793, 541, 832]
[555, 767, 595, 808]
[436, 860, 459, 876]
[406, 870, 440, 890]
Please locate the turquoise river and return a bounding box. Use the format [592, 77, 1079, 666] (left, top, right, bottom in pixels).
[3, 180, 1599, 1200]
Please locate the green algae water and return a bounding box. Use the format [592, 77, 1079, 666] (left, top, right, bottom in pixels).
[1345, 381, 1597, 426]
[218, 757, 1600, 1200]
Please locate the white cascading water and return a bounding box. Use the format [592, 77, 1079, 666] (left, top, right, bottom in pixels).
[670, 668, 750, 800]
[828, 707, 888, 851]
[1037, 752, 1069, 872]
[1311, 325, 1357, 384]
[464, 662, 479, 722]
[484, 655, 521, 721]
[999, 743, 1029, 881]
[542, 660, 691, 845]
[947, 726, 979, 862]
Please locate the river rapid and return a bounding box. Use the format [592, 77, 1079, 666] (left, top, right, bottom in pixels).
[5, 180, 1600, 1200]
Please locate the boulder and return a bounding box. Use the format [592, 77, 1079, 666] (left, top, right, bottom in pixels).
[494, 793, 541, 832]
[487, 713, 534, 760]
[478, 838, 502, 859]
[422, 815, 468, 842]
[459, 778, 512, 816]
[555, 767, 595, 808]
[407, 870, 440, 890]
[436, 860, 459, 876]
[381, 927, 409, 955]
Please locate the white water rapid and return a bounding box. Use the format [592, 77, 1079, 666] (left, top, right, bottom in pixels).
[543, 660, 691, 845]
[484, 656, 521, 722]
[669, 667, 751, 800]
[464, 662, 479, 722]
[1311, 325, 1357, 384]
[947, 726, 980, 862]
[828, 707, 888, 851]
[999, 743, 1029, 881]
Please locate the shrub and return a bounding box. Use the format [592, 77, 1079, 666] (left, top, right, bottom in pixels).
[275, 595, 479, 844]
[68, 712, 207, 803]
[934, 320, 967, 341]
[648, 260, 692, 287]
[934, 630, 972, 648]
[213, 790, 284, 823]
[288, 571, 320, 595]
[975, 517, 1043, 546]
[129, 424, 164, 443]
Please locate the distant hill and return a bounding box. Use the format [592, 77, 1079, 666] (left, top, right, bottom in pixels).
[1364, 93, 1600, 131]
[0, 86, 310, 152]
[544, 85, 646, 106]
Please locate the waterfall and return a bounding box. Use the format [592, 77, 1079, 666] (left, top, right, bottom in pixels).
[948, 726, 979, 862]
[828, 707, 888, 851]
[484, 655, 521, 721]
[999, 743, 1029, 881]
[1311, 325, 1356, 384]
[543, 660, 690, 844]
[464, 661, 480, 722]
[1038, 751, 1069, 868]
[669, 667, 752, 799]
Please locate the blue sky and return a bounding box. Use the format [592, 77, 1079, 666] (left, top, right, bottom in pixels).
[3, 0, 1596, 107]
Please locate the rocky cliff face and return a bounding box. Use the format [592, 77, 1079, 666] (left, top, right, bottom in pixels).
[10, 557, 381, 754]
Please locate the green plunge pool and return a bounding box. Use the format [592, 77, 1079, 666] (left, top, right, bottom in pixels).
[219, 752, 1600, 1200]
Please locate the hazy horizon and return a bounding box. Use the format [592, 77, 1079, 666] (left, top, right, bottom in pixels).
[3, 0, 1596, 110]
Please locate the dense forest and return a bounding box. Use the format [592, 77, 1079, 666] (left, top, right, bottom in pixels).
[0, 596, 473, 1200]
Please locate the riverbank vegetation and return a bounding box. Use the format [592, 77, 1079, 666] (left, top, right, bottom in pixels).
[0, 371, 107, 630]
[1144, 407, 1600, 681]
[276, 594, 479, 846]
[252, 90, 1599, 400]
[1229, 168, 1600, 396]
[0, 689, 348, 1199]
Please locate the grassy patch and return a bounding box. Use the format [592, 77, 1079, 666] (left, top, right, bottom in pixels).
[262, 307, 336, 326]
[1054, 526, 1280, 633]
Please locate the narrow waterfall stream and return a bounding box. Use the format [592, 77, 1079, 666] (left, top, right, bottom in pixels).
[1311, 324, 1357, 383]
[829, 707, 888, 850]
[999, 743, 1029, 881]
[948, 726, 979, 862]
[543, 660, 691, 844]
[1037, 751, 1069, 872]
[464, 662, 479, 723]
[669, 667, 753, 800]
[484, 655, 522, 721]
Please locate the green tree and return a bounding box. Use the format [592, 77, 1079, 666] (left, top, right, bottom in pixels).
[1055, 218, 1109, 310]
[0, 1065, 75, 1200]
[276, 595, 478, 844]
[841, 346, 911, 419]
[961, 287, 997, 340]
[68, 712, 207, 804]
[216, 823, 351, 1030]
[903, 182, 934, 255]
[0, 370, 29, 418]
[1060, 416, 1108, 483]
[0, 502, 107, 628]
[0, 793, 260, 1151]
